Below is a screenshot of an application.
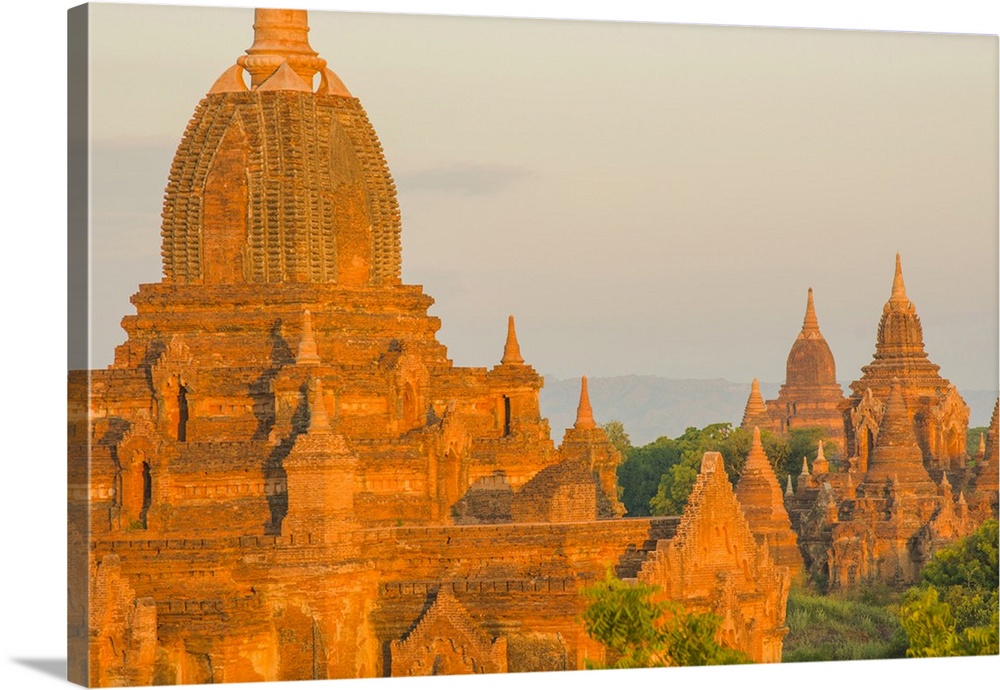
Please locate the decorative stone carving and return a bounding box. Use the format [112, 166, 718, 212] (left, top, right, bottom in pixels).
[390, 589, 507, 676]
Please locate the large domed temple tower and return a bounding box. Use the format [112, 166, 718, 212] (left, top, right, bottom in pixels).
[84, 9, 578, 535]
[745, 288, 847, 452]
[68, 10, 792, 685]
[845, 255, 970, 472]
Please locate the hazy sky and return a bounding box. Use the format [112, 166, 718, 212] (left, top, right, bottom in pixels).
[87, 3, 998, 400]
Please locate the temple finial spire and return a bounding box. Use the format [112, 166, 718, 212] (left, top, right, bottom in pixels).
[238, 9, 327, 88]
[802, 288, 820, 333]
[741, 378, 768, 428]
[574, 376, 597, 430]
[744, 426, 769, 471]
[501, 315, 524, 366]
[813, 440, 829, 474]
[308, 377, 330, 432]
[890, 253, 908, 303]
[296, 310, 321, 364]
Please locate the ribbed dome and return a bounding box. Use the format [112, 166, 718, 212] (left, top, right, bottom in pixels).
[159, 9, 401, 286]
[784, 288, 837, 388]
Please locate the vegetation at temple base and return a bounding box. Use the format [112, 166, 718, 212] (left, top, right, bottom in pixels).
[581, 571, 749, 668]
[601, 420, 632, 459]
[899, 519, 999, 657]
[616, 422, 839, 516]
[782, 587, 908, 662]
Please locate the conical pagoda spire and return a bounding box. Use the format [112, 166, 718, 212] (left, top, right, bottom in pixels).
[238, 9, 327, 88]
[878, 378, 917, 447]
[574, 376, 596, 430]
[501, 315, 524, 366]
[800, 456, 810, 476]
[307, 377, 330, 432]
[741, 378, 768, 429]
[745, 427, 768, 470]
[736, 429, 804, 579]
[890, 253, 908, 305]
[785, 475, 794, 496]
[801, 288, 820, 335]
[975, 432, 986, 462]
[938, 471, 953, 499]
[296, 310, 321, 364]
[863, 378, 935, 490]
[813, 440, 829, 475]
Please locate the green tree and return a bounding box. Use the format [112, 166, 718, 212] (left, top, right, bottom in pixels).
[581, 571, 749, 668]
[617, 436, 683, 517]
[900, 586, 998, 657]
[644, 423, 786, 516]
[601, 420, 632, 458]
[899, 519, 1000, 657]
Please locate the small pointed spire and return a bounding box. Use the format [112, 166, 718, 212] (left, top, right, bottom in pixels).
[785, 474, 794, 496]
[890, 253, 908, 304]
[296, 310, 321, 364]
[845, 471, 855, 497]
[802, 288, 820, 333]
[741, 378, 768, 428]
[574, 376, 596, 430]
[976, 432, 985, 460]
[744, 427, 769, 471]
[257, 60, 313, 92]
[800, 456, 810, 476]
[501, 315, 524, 365]
[938, 472, 953, 503]
[308, 377, 329, 432]
[813, 440, 829, 475]
[875, 377, 919, 449]
[957, 490, 968, 508]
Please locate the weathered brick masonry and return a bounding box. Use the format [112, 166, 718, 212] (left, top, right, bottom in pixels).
[69, 9, 792, 685]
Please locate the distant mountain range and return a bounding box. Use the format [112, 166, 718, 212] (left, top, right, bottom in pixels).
[539, 375, 998, 446]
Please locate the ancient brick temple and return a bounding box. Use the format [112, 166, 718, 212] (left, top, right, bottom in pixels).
[794, 379, 991, 589]
[776, 258, 996, 590]
[741, 289, 847, 453]
[68, 9, 791, 685]
[736, 254, 995, 591]
[735, 428, 804, 582]
[845, 255, 970, 471]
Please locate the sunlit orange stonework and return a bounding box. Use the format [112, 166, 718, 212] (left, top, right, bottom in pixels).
[742, 289, 848, 453]
[779, 260, 996, 589]
[68, 10, 792, 685]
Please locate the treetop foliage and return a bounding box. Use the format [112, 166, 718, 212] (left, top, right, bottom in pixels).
[615, 421, 839, 517]
[581, 570, 749, 668]
[899, 519, 1000, 658]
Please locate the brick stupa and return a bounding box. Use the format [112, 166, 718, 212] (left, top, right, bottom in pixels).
[762, 288, 847, 451]
[807, 378, 977, 589]
[846, 255, 969, 470]
[735, 428, 804, 580]
[68, 9, 791, 684]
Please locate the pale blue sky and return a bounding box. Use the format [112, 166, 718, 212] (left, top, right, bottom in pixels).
[88, 3, 998, 403]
